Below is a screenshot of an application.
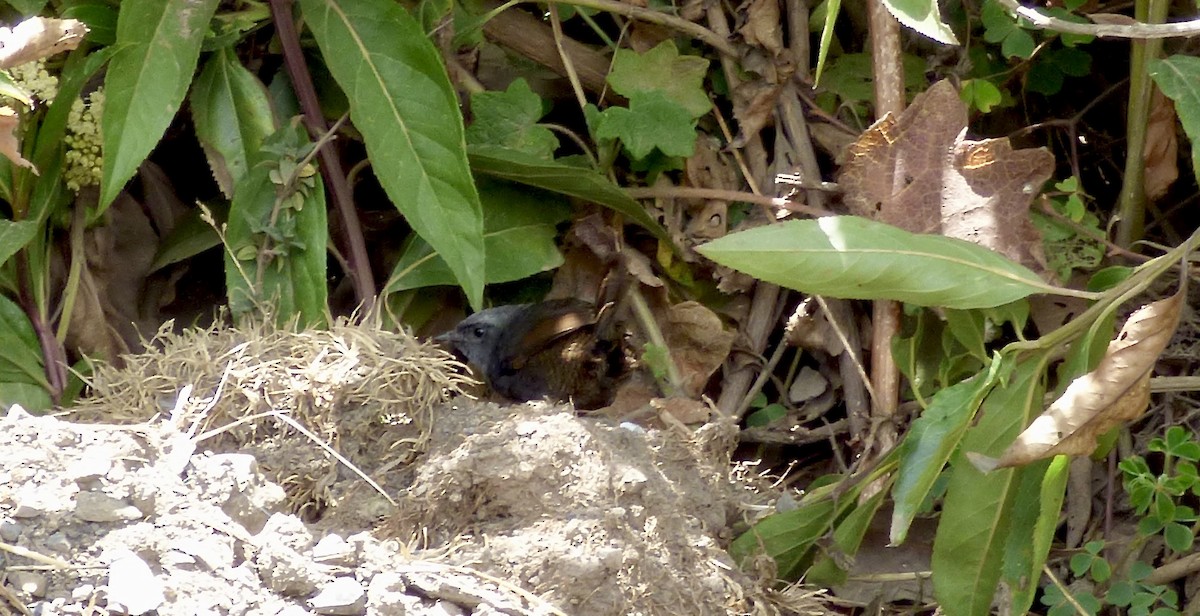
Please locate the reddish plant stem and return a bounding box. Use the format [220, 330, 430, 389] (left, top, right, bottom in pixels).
[268, 0, 377, 311]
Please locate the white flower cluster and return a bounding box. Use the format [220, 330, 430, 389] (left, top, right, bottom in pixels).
[63, 89, 103, 192]
[5, 59, 59, 106]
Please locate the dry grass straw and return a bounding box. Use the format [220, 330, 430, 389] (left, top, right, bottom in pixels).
[70, 317, 476, 513]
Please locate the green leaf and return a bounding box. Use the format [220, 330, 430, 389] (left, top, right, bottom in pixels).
[932, 359, 1046, 616]
[63, 0, 119, 45]
[467, 144, 669, 242]
[809, 491, 886, 585]
[0, 294, 49, 398]
[881, 0, 958, 44]
[697, 217, 1069, 310]
[0, 220, 38, 269]
[594, 91, 697, 159]
[465, 78, 558, 159]
[149, 202, 227, 271]
[385, 180, 570, 292]
[729, 499, 837, 579]
[299, 0, 486, 310]
[3, 0, 47, 14]
[891, 363, 1000, 544]
[1150, 56, 1200, 185]
[606, 41, 711, 118]
[1008, 455, 1069, 614]
[224, 123, 327, 327]
[961, 79, 1003, 113]
[191, 47, 277, 198]
[100, 0, 220, 212]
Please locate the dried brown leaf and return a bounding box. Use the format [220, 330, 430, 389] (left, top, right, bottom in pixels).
[1143, 87, 1178, 200]
[0, 107, 35, 172]
[739, 0, 784, 56]
[838, 80, 1054, 275]
[993, 288, 1184, 468]
[664, 301, 736, 397]
[0, 17, 87, 68]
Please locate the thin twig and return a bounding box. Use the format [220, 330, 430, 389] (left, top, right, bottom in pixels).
[996, 0, 1200, 39]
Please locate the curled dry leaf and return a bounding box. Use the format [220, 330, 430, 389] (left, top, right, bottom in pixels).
[989, 287, 1185, 469]
[738, 0, 785, 57]
[0, 17, 88, 68]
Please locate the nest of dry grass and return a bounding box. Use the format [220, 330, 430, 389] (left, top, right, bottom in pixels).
[70, 318, 475, 514]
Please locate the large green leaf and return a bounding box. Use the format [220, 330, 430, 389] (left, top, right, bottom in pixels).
[931, 358, 1046, 616]
[299, 0, 485, 310]
[467, 144, 669, 242]
[0, 294, 49, 410]
[890, 359, 1004, 544]
[729, 499, 837, 579]
[698, 217, 1076, 309]
[385, 181, 569, 292]
[0, 220, 38, 269]
[1149, 56, 1200, 186]
[1005, 456, 1068, 614]
[100, 0, 219, 211]
[191, 46, 277, 197]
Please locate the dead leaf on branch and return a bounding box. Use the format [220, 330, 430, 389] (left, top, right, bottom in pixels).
[984, 287, 1185, 469]
[0, 17, 88, 68]
[837, 80, 1054, 277]
[1143, 86, 1178, 200]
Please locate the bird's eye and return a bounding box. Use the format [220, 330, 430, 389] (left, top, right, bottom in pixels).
[471, 326, 486, 339]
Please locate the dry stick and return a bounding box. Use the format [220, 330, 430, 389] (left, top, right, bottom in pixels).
[268, 0, 376, 310]
[544, 0, 738, 57]
[995, 0, 1200, 38]
[624, 186, 836, 218]
[706, 3, 780, 419]
[548, 3, 588, 113]
[867, 0, 904, 456]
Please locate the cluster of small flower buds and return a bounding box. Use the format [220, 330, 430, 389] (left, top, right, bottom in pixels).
[63, 89, 104, 192]
[5, 60, 58, 105]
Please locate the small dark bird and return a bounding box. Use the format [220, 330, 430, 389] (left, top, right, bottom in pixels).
[434, 299, 631, 409]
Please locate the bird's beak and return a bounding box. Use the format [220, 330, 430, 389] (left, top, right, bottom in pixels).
[433, 330, 458, 346]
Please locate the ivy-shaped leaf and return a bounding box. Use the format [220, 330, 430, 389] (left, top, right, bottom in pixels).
[466, 78, 558, 159]
[594, 91, 697, 159]
[607, 41, 711, 118]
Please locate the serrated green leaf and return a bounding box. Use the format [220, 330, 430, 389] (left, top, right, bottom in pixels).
[191, 47, 277, 198]
[891, 364, 1001, 544]
[697, 217, 1073, 310]
[385, 180, 569, 292]
[594, 91, 697, 159]
[607, 41, 711, 118]
[465, 78, 558, 159]
[881, 0, 958, 44]
[961, 79, 1003, 113]
[299, 0, 485, 310]
[932, 359, 1047, 616]
[1150, 55, 1200, 185]
[0, 220, 38, 269]
[467, 144, 669, 242]
[100, 0, 220, 212]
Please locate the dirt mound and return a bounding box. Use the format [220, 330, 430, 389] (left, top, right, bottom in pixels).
[0, 323, 812, 615]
